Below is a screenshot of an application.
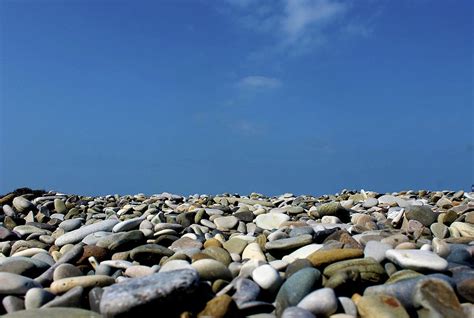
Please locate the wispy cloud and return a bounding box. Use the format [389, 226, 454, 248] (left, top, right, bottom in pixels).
[222, 0, 374, 55]
[238, 75, 282, 89]
[282, 0, 347, 46]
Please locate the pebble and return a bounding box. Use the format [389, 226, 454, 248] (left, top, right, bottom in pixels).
[100, 269, 199, 317]
[297, 287, 338, 316]
[0, 273, 42, 295]
[54, 219, 119, 247]
[307, 248, 363, 267]
[191, 259, 233, 281]
[255, 213, 290, 230]
[275, 267, 321, 316]
[0, 188, 471, 317]
[413, 277, 465, 317]
[252, 264, 282, 292]
[112, 217, 144, 232]
[364, 240, 391, 262]
[355, 293, 409, 318]
[385, 249, 448, 271]
[50, 275, 116, 294]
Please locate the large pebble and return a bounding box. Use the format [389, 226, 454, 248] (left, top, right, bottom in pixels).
[385, 249, 448, 271]
[100, 269, 199, 317]
[0, 273, 42, 295]
[55, 219, 119, 247]
[255, 213, 290, 230]
[275, 267, 321, 316]
[297, 287, 337, 316]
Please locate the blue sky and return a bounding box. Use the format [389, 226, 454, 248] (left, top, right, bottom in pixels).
[1, 0, 472, 196]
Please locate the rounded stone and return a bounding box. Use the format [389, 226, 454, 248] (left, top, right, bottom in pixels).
[281, 306, 315, 318]
[242, 242, 266, 262]
[255, 213, 290, 230]
[252, 264, 282, 292]
[24, 288, 55, 309]
[275, 267, 322, 316]
[191, 259, 232, 281]
[355, 294, 409, 318]
[54, 199, 67, 213]
[385, 249, 448, 271]
[50, 275, 115, 294]
[0, 272, 42, 295]
[307, 248, 363, 267]
[297, 287, 337, 316]
[54, 219, 119, 247]
[198, 294, 237, 317]
[53, 263, 83, 281]
[364, 241, 392, 263]
[100, 269, 199, 317]
[413, 277, 464, 317]
[12, 197, 35, 213]
[213, 216, 239, 230]
[58, 219, 83, 232]
[112, 217, 144, 233]
[405, 205, 436, 227]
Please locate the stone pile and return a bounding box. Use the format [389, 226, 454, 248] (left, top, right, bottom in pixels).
[0, 188, 473, 317]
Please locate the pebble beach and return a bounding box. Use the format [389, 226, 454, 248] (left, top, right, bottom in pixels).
[0, 188, 473, 317]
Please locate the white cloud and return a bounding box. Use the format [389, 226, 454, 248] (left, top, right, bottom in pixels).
[222, 0, 361, 55]
[282, 0, 347, 45]
[238, 75, 282, 89]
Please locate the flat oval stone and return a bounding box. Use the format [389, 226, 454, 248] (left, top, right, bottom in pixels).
[99, 269, 199, 317]
[129, 244, 174, 266]
[323, 258, 386, 283]
[191, 259, 232, 281]
[53, 263, 83, 281]
[282, 244, 323, 264]
[159, 260, 193, 273]
[50, 275, 115, 294]
[112, 217, 144, 233]
[265, 234, 314, 252]
[297, 287, 338, 316]
[58, 219, 83, 232]
[0, 257, 49, 277]
[125, 265, 156, 277]
[203, 246, 232, 266]
[0, 273, 42, 295]
[355, 294, 409, 318]
[255, 213, 290, 230]
[307, 248, 363, 267]
[55, 219, 119, 247]
[223, 238, 248, 255]
[12, 197, 35, 213]
[213, 216, 239, 230]
[405, 205, 436, 227]
[385, 249, 448, 271]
